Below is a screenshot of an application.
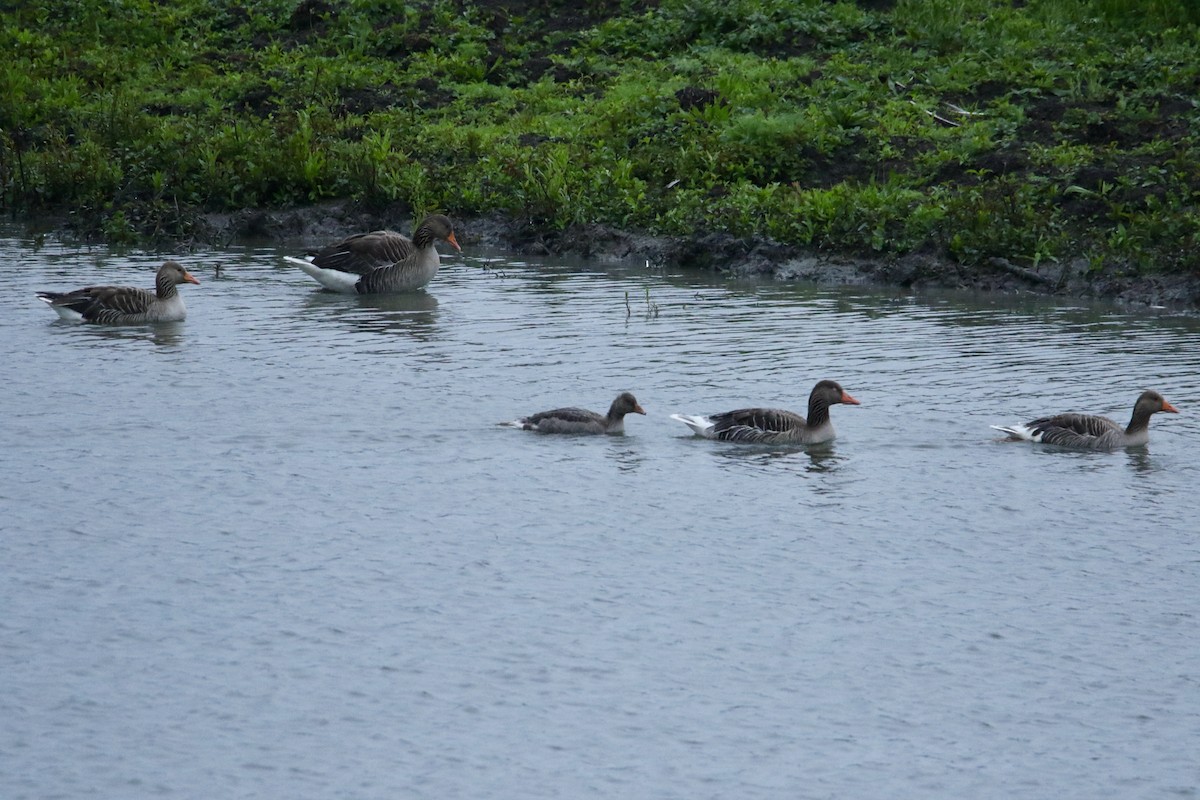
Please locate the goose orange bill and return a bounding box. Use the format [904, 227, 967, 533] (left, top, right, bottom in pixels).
[841, 390, 860, 405]
[1162, 398, 1179, 413]
[183, 271, 201, 285]
[445, 232, 462, 252]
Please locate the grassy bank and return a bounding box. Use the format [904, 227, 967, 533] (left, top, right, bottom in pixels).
[2, 0, 1200, 278]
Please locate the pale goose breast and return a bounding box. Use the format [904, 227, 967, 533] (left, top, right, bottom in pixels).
[35, 261, 200, 324]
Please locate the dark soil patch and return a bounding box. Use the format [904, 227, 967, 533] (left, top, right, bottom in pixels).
[234, 83, 280, 117]
[473, 0, 661, 84]
[290, 0, 336, 31]
[335, 84, 405, 116]
[676, 87, 724, 113]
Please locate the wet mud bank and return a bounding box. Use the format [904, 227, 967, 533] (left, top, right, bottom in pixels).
[203, 202, 1200, 310]
[39, 200, 1199, 310]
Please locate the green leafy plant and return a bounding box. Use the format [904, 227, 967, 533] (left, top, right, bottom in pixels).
[1, 0, 1199, 276]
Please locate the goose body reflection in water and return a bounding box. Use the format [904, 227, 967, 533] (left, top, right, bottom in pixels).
[301, 290, 441, 339]
[48, 321, 188, 350]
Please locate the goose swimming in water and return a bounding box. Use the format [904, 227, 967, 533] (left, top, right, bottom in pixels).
[284, 214, 461, 294]
[36, 261, 200, 324]
[502, 392, 646, 435]
[991, 390, 1178, 450]
[672, 380, 860, 444]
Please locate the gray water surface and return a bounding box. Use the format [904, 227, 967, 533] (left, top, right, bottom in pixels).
[2, 227, 1198, 799]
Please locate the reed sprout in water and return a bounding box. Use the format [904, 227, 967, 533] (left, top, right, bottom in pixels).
[626, 287, 660, 319]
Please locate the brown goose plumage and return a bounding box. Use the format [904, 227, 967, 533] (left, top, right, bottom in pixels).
[992, 390, 1179, 449]
[284, 214, 461, 294]
[672, 380, 861, 444]
[35, 261, 200, 324]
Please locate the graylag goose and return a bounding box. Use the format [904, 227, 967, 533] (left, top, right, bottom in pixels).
[672, 380, 860, 444]
[36, 261, 200, 323]
[284, 214, 461, 293]
[991, 390, 1179, 449]
[502, 392, 646, 435]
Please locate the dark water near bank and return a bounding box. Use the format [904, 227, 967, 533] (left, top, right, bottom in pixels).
[2, 226, 1198, 799]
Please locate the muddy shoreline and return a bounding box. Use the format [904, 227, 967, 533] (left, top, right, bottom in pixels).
[31, 200, 1198, 310]
[207, 201, 1199, 310]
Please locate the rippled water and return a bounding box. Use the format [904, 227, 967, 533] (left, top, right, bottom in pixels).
[2, 225, 1198, 799]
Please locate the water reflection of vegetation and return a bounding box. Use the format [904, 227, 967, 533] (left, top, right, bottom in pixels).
[625, 287, 661, 320]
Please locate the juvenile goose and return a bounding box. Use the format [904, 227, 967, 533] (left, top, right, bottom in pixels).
[36, 261, 200, 323]
[502, 392, 646, 435]
[284, 214, 461, 294]
[672, 380, 860, 444]
[991, 390, 1178, 450]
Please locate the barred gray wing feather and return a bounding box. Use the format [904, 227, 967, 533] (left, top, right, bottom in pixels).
[310, 231, 414, 275]
[1029, 413, 1119, 437]
[711, 408, 805, 443]
[46, 285, 156, 322]
[355, 257, 427, 294]
[1028, 413, 1123, 448]
[91, 286, 157, 316]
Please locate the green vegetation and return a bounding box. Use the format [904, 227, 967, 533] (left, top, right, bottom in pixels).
[2, 0, 1200, 276]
